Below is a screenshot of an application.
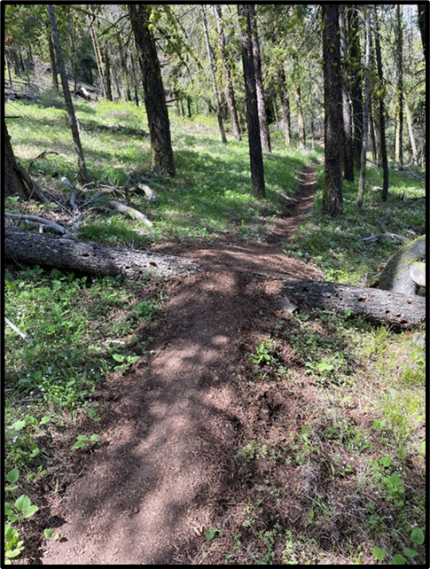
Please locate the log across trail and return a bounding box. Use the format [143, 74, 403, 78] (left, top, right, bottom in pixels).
[4, 227, 199, 279]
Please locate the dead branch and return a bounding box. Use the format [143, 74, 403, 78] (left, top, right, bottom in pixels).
[136, 183, 158, 202]
[4, 212, 73, 238]
[109, 200, 153, 226]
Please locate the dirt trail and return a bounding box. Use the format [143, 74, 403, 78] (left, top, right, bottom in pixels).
[41, 164, 322, 564]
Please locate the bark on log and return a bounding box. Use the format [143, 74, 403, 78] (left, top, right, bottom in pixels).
[4, 228, 199, 279]
[282, 280, 425, 330]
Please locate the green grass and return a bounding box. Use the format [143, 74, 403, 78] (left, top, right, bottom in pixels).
[6, 96, 322, 246]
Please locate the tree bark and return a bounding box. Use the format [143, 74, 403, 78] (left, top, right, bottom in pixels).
[367, 235, 426, 295]
[213, 4, 241, 141]
[322, 4, 343, 215]
[237, 4, 265, 198]
[282, 279, 425, 330]
[249, 4, 271, 154]
[128, 4, 175, 177]
[200, 6, 227, 144]
[47, 4, 88, 185]
[371, 4, 389, 200]
[4, 228, 199, 280]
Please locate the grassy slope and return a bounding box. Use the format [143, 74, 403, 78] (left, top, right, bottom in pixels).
[4, 94, 426, 565]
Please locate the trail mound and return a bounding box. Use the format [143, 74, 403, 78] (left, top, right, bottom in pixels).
[39, 165, 321, 564]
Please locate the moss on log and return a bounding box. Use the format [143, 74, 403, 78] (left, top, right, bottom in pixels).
[368, 235, 426, 295]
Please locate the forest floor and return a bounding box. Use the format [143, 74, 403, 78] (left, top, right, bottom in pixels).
[33, 163, 330, 564]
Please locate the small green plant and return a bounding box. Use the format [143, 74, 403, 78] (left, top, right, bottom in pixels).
[110, 352, 140, 372]
[71, 433, 100, 451]
[4, 469, 39, 564]
[372, 526, 424, 564]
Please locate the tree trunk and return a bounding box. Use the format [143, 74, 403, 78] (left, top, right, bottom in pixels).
[4, 228, 199, 280]
[367, 235, 426, 295]
[395, 4, 404, 169]
[47, 4, 88, 185]
[278, 66, 291, 146]
[417, 4, 427, 61]
[130, 52, 139, 106]
[103, 40, 113, 101]
[129, 4, 175, 177]
[356, 7, 370, 208]
[119, 44, 132, 102]
[4, 119, 29, 200]
[200, 6, 227, 144]
[348, 5, 363, 169]
[89, 15, 106, 98]
[322, 4, 343, 215]
[249, 5, 271, 154]
[369, 103, 377, 162]
[405, 97, 418, 165]
[372, 5, 389, 201]
[237, 4, 265, 198]
[213, 4, 241, 141]
[308, 61, 315, 151]
[293, 55, 306, 149]
[47, 26, 59, 91]
[339, 4, 354, 181]
[282, 279, 425, 330]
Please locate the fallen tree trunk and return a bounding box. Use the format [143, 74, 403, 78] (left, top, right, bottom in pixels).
[4, 228, 199, 279]
[282, 279, 425, 330]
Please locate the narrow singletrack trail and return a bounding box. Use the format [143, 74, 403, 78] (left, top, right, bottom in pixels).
[41, 163, 322, 564]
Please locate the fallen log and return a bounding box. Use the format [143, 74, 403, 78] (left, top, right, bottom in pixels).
[4, 228, 199, 279]
[282, 279, 425, 330]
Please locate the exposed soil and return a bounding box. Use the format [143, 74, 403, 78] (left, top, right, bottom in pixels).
[31, 163, 325, 564]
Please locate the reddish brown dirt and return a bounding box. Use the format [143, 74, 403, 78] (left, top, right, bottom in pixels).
[38, 164, 323, 564]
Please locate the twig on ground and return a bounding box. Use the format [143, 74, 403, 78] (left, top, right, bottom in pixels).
[5, 317, 31, 342]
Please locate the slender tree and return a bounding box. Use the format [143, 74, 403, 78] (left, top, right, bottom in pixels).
[339, 5, 354, 181]
[237, 4, 265, 198]
[89, 13, 106, 98]
[200, 6, 227, 143]
[249, 4, 271, 154]
[405, 97, 418, 165]
[293, 54, 306, 149]
[102, 40, 113, 101]
[128, 4, 175, 176]
[278, 66, 291, 146]
[348, 5, 363, 169]
[417, 4, 426, 61]
[372, 4, 389, 201]
[357, 7, 371, 208]
[46, 25, 59, 90]
[47, 4, 88, 184]
[213, 4, 241, 141]
[395, 4, 404, 169]
[322, 4, 343, 215]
